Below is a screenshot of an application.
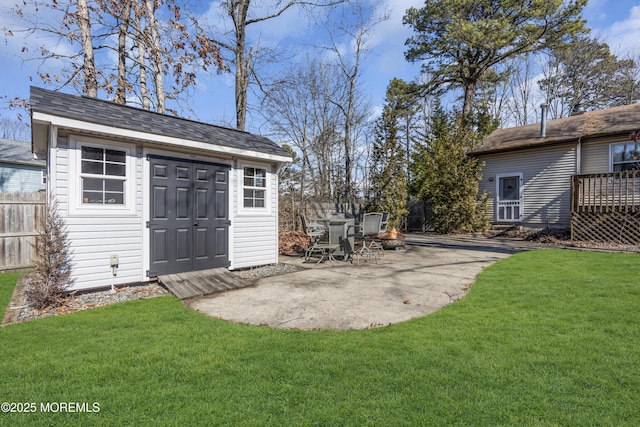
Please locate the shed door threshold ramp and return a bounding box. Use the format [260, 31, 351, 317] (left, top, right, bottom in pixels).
[158, 268, 252, 300]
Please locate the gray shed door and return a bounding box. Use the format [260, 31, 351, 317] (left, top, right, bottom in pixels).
[148, 156, 230, 276]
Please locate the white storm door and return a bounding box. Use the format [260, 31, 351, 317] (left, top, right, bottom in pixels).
[496, 174, 523, 222]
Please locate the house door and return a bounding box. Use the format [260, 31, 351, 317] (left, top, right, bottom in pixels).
[148, 156, 230, 276]
[496, 174, 523, 222]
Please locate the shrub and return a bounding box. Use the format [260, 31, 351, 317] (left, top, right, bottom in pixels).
[411, 106, 490, 233]
[26, 196, 74, 309]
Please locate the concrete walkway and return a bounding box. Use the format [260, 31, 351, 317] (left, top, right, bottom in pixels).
[187, 234, 541, 330]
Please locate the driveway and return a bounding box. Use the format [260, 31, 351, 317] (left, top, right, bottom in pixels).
[187, 234, 540, 330]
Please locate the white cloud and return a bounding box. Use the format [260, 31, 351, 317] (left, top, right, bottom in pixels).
[599, 5, 640, 56]
[199, 0, 317, 50]
[368, 0, 421, 49]
[583, 0, 609, 23]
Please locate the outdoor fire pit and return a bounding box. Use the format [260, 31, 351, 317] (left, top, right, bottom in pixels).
[379, 229, 405, 250]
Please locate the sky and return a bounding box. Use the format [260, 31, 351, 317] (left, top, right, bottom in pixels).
[1, 0, 640, 141]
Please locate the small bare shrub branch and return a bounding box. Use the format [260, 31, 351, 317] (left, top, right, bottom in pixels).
[27, 195, 74, 309]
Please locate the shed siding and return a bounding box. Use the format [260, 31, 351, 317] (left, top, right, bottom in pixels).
[52, 136, 282, 290]
[53, 137, 144, 291]
[55, 138, 70, 212]
[0, 164, 45, 192]
[478, 143, 576, 227]
[231, 163, 279, 269]
[580, 135, 629, 174]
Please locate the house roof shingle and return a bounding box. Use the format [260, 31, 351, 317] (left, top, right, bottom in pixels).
[29, 86, 291, 160]
[471, 103, 640, 155]
[0, 138, 45, 167]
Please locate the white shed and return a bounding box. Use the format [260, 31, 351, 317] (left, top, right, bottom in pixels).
[30, 87, 292, 291]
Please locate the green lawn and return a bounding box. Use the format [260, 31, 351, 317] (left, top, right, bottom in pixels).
[1, 249, 639, 425]
[0, 272, 22, 314]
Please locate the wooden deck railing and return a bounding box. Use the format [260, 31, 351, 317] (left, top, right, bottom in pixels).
[571, 171, 640, 213]
[571, 171, 640, 243]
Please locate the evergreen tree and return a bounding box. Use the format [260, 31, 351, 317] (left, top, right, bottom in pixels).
[404, 0, 587, 124]
[410, 105, 490, 233]
[367, 104, 408, 230]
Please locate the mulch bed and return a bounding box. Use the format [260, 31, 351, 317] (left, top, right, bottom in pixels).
[8, 263, 304, 324]
[15, 282, 169, 323]
[488, 228, 640, 252]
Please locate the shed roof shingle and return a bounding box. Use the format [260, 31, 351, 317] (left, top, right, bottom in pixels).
[472, 103, 640, 155]
[30, 86, 291, 159]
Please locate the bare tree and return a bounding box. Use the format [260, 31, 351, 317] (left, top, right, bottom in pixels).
[503, 56, 539, 126]
[322, 2, 389, 205]
[133, 0, 150, 110]
[610, 48, 640, 107]
[0, 117, 30, 142]
[143, 0, 166, 112]
[7, 0, 100, 94]
[200, 0, 345, 131]
[7, 0, 227, 114]
[77, 0, 98, 97]
[263, 57, 344, 204]
[474, 68, 509, 128]
[115, 0, 132, 105]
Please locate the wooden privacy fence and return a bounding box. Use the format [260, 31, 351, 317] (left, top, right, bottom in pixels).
[571, 171, 640, 243]
[0, 191, 46, 271]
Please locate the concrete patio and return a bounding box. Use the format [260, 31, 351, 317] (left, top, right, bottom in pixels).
[187, 233, 542, 330]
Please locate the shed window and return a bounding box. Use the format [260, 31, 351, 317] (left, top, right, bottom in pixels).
[80, 146, 126, 205]
[611, 142, 640, 172]
[243, 167, 266, 208]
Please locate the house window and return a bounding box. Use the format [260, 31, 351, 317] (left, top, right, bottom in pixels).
[611, 142, 640, 172]
[243, 167, 266, 208]
[41, 170, 47, 185]
[80, 146, 126, 205]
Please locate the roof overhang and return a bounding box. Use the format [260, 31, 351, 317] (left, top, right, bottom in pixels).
[470, 137, 579, 156]
[32, 111, 292, 164]
[0, 159, 45, 168]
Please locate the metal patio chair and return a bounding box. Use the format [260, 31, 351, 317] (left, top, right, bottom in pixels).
[351, 213, 382, 264]
[300, 215, 327, 262]
[368, 212, 388, 256]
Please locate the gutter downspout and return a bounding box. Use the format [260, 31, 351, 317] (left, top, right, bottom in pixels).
[576, 136, 582, 175]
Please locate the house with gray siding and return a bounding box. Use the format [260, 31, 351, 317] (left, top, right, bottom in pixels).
[0, 138, 46, 192]
[471, 103, 640, 229]
[30, 86, 291, 291]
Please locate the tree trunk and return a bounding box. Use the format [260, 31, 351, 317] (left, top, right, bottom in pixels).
[77, 0, 97, 97]
[115, 0, 132, 104]
[231, 0, 251, 131]
[236, 46, 251, 130]
[462, 81, 475, 126]
[133, 2, 149, 110]
[145, 0, 165, 113]
[343, 121, 352, 205]
[300, 128, 308, 212]
[341, 62, 357, 207]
